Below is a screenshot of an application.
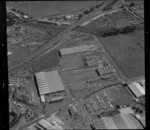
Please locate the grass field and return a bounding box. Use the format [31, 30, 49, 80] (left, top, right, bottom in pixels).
[7, 1, 98, 18]
[99, 30, 144, 78]
[8, 45, 32, 66]
[62, 69, 98, 83]
[105, 84, 134, 106]
[60, 54, 84, 70]
[31, 49, 60, 73]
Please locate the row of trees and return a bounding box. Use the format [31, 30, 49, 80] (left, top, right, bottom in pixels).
[101, 25, 136, 37]
[83, 1, 105, 16]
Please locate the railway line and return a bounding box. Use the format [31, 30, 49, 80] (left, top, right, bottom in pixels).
[9, 0, 122, 72]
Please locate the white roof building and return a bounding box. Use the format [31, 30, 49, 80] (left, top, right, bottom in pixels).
[113, 113, 143, 129]
[139, 79, 145, 87]
[101, 117, 118, 129]
[47, 113, 64, 129]
[38, 119, 61, 130]
[119, 107, 134, 114]
[128, 82, 145, 98]
[27, 125, 37, 130]
[35, 70, 65, 102]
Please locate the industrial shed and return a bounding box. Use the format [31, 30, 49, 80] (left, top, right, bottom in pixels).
[112, 113, 143, 129]
[128, 82, 145, 98]
[101, 117, 118, 129]
[59, 44, 98, 56]
[38, 119, 61, 130]
[35, 70, 65, 102]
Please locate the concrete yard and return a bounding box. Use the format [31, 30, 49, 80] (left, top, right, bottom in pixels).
[99, 30, 144, 78]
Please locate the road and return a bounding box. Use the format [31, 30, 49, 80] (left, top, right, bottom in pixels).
[18, 74, 145, 130]
[9, 0, 123, 72]
[20, 80, 121, 130]
[124, 7, 143, 22]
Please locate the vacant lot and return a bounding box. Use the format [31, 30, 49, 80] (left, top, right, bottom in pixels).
[8, 45, 31, 66]
[31, 49, 60, 73]
[7, 1, 98, 18]
[105, 84, 134, 106]
[62, 69, 98, 84]
[99, 30, 144, 78]
[60, 54, 84, 70]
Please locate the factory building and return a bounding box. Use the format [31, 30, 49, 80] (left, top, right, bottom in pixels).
[38, 119, 62, 130]
[35, 70, 65, 103]
[59, 45, 98, 56]
[119, 107, 134, 114]
[46, 113, 64, 129]
[101, 117, 118, 129]
[26, 123, 44, 130]
[128, 82, 145, 98]
[135, 114, 145, 128]
[139, 79, 145, 87]
[112, 113, 143, 129]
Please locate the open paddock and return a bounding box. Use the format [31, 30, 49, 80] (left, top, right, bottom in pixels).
[104, 84, 134, 106]
[61, 68, 98, 84]
[60, 54, 84, 71]
[99, 30, 144, 78]
[8, 45, 31, 66]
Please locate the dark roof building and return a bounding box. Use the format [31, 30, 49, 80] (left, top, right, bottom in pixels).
[59, 45, 98, 56]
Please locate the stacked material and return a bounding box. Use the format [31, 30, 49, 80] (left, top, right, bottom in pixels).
[96, 66, 116, 76]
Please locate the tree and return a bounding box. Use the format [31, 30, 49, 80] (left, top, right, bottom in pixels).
[129, 2, 135, 7]
[78, 14, 83, 20]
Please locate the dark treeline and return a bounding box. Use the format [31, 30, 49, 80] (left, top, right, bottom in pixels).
[9, 112, 22, 128]
[101, 25, 136, 37]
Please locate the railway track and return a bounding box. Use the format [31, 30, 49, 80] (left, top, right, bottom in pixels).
[9, 1, 122, 72]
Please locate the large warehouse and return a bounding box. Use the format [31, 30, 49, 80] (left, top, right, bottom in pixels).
[128, 82, 145, 98]
[59, 44, 98, 56]
[112, 113, 143, 129]
[35, 70, 65, 103]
